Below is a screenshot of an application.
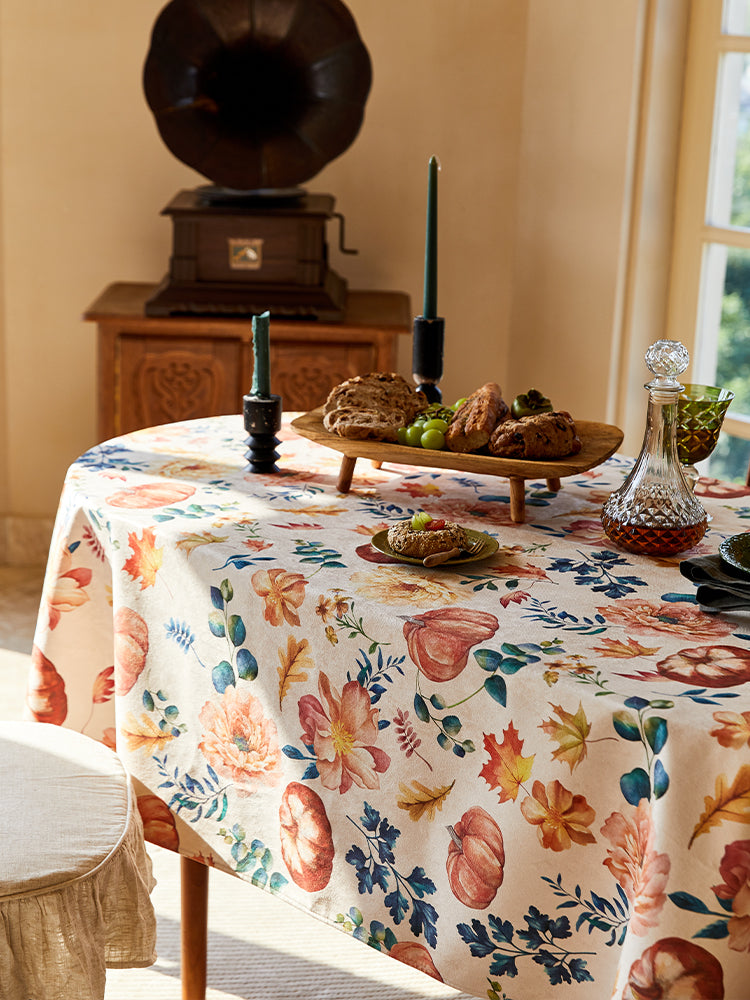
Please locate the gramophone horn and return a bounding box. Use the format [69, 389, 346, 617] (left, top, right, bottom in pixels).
[143, 0, 372, 192]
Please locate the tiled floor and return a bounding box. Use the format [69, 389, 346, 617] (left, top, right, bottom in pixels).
[0, 564, 45, 721]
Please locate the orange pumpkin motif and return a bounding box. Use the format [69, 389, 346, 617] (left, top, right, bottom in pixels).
[114, 607, 149, 695]
[137, 794, 179, 851]
[24, 645, 67, 725]
[106, 482, 196, 508]
[446, 806, 505, 908]
[622, 937, 724, 999]
[279, 782, 334, 892]
[403, 608, 499, 682]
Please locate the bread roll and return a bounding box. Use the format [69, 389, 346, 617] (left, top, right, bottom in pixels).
[445, 383, 509, 453]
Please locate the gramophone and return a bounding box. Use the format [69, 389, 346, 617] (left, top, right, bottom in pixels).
[142, 0, 372, 320]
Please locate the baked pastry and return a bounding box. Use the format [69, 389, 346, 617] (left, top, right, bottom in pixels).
[387, 519, 469, 558]
[323, 372, 427, 442]
[445, 382, 510, 453]
[488, 410, 582, 459]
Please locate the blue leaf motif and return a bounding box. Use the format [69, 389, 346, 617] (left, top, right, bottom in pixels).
[621, 767, 651, 805]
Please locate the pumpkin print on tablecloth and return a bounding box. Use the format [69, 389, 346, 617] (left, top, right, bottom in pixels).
[113, 607, 149, 696]
[24, 645, 67, 725]
[137, 794, 179, 852]
[279, 781, 334, 892]
[621, 936, 724, 999]
[105, 482, 196, 508]
[657, 645, 750, 688]
[446, 806, 505, 908]
[403, 608, 499, 683]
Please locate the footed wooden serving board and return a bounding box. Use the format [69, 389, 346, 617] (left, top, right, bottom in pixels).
[291, 409, 624, 522]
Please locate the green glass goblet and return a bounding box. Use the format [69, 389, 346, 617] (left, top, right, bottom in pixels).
[676, 383, 734, 490]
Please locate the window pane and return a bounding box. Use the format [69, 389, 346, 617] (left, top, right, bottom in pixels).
[708, 429, 750, 482]
[725, 0, 750, 35]
[716, 246, 750, 418]
[696, 244, 750, 419]
[707, 53, 750, 227]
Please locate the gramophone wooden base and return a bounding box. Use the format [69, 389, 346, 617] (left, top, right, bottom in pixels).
[145, 267, 347, 321]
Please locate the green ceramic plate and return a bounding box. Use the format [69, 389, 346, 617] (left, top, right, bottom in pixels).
[719, 533, 750, 576]
[370, 528, 498, 567]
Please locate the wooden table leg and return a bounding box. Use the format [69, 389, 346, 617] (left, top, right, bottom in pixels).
[337, 455, 357, 492]
[546, 477, 562, 492]
[508, 476, 526, 523]
[181, 856, 209, 1000]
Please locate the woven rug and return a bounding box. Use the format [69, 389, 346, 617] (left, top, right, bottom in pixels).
[104, 845, 475, 1000]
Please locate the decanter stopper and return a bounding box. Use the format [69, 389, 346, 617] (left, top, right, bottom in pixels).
[644, 339, 689, 397]
[600, 339, 707, 556]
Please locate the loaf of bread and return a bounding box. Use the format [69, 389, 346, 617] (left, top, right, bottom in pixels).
[488, 410, 582, 459]
[445, 382, 510, 453]
[323, 372, 427, 442]
[387, 520, 469, 558]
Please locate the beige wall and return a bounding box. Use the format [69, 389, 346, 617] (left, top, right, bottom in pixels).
[0, 0, 659, 555]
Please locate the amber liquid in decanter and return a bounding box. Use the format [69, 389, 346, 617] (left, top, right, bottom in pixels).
[601, 339, 707, 557]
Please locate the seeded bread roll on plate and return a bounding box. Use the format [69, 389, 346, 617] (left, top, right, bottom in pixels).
[387, 520, 469, 558]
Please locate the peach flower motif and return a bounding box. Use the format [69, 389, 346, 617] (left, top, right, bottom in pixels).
[198, 686, 282, 796]
[596, 599, 734, 640]
[520, 779, 596, 851]
[712, 839, 750, 953]
[298, 672, 390, 793]
[113, 607, 149, 696]
[46, 549, 92, 629]
[600, 800, 670, 935]
[711, 710, 750, 749]
[562, 518, 610, 546]
[251, 567, 308, 626]
[350, 566, 459, 608]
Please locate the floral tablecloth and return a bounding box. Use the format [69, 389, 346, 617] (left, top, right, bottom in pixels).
[26, 414, 750, 1000]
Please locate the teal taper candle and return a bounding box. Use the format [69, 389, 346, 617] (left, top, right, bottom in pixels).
[251, 311, 271, 397]
[423, 155, 438, 319]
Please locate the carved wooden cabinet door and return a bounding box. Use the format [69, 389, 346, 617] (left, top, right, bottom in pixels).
[117, 336, 246, 432]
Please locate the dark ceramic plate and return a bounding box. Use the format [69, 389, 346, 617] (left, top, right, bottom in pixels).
[719, 533, 750, 576]
[370, 529, 498, 567]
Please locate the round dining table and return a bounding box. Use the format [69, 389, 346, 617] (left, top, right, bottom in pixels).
[25, 412, 750, 1000]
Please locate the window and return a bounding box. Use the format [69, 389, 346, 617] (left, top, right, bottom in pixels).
[668, 0, 750, 481]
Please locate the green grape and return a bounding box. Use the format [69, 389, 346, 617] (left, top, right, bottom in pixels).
[396, 426, 408, 445]
[411, 511, 432, 529]
[420, 428, 446, 450]
[404, 424, 424, 446]
[423, 417, 449, 433]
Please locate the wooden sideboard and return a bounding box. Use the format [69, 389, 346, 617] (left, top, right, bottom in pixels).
[85, 282, 411, 440]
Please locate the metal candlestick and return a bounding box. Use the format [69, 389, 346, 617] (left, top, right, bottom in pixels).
[243, 394, 283, 473]
[412, 315, 444, 403]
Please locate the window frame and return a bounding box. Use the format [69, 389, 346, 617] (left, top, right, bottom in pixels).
[666, 0, 750, 441]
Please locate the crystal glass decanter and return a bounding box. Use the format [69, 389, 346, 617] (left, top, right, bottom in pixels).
[601, 339, 707, 556]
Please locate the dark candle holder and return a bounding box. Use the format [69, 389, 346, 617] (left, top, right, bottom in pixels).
[412, 315, 444, 403]
[243, 394, 283, 473]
